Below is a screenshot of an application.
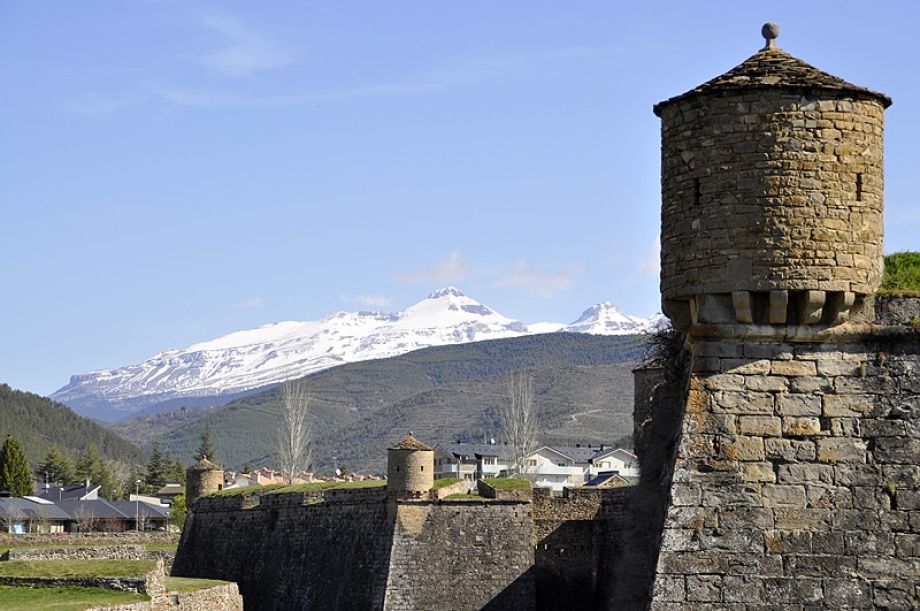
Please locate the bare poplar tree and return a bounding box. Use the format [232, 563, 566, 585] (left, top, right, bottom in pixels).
[499, 371, 539, 477]
[277, 379, 313, 485]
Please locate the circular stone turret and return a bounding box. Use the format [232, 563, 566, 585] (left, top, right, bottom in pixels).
[186, 457, 224, 505]
[387, 435, 434, 499]
[654, 24, 891, 330]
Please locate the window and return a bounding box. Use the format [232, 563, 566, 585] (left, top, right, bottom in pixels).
[420, 466, 424, 471]
[526, 459, 537, 467]
[693, 177, 701, 206]
[856, 173, 863, 201]
[484, 457, 496, 465]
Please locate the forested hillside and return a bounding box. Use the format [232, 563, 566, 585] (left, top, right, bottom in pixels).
[0, 383, 144, 468]
[114, 333, 647, 472]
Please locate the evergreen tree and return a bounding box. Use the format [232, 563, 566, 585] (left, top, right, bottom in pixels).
[165, 454, 186, 485]
[97, 460, 119, 500]
[194, 423, 217, 461]
[145, 443, 168, 489]
[0, 434, 33, 496]
[75, 445, 104, 484]
[36, 446, 75, 485]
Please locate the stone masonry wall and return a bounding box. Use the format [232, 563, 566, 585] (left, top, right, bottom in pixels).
[173, 492, 395, 610]
[658, 92, 885, 303]
[650, 330, 920, 609]
[174, 491, 541, 611]
[533, 487, 632, 611]
[383, 501, 534, 611]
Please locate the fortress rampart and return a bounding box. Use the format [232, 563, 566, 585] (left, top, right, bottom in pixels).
[172, 484, 633, 610]
[172, 24, 918, 610]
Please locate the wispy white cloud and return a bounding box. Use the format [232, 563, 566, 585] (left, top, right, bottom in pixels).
[639, 236, 660, 276]
[494, 261, 581, 299]
[199, 15, 292, 77]
[395, 250, 471, 286]
[146, 43, 620, 109]
[340, 293, 394, 308]
[236, 296, 266, 309]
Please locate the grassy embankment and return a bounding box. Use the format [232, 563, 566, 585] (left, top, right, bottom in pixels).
[445, 477, 530, 499]
[879, 251, 920, 297]
[0, 585, 146, 611]
[210, 479, 386, 497]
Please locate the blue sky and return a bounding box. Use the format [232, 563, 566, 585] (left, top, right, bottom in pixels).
[2, 2, 918, 395]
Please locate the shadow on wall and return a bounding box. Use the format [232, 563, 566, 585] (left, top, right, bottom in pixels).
[481, 566, 539, 611]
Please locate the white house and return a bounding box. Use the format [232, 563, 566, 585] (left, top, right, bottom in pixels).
[588, 448, 639, 479]
[521, 447, 586, 491]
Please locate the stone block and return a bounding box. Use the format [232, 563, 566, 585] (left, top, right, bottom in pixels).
[763, 577, 823, 603]
[722, 436, 765, 461]
[782, 416, 822, 437]
[701, 373, 745, 391]
[761, 484, 806, 507]
[776, 394, 821, 416]
[764, 529, 811, 554]
[771, 360, 818, 376]
[740, 462, 775, 483]
[768, 290, 788, 324]
[790, 376, 833, 393]
[743, 343, 793, 360]
[816, 359, 862, 376]
[713, 391, 775, 414]
[686, 575, 722, 603]
[722, 359, 772, 375]
[721, 575, 765, 603]
[652, 575, 687, 602]
[816, 437, 867, 463]
[764, 438, 816, 462]
[744, 376, 789, 392]
[777, 464, 835, 485]
[739, 416, 782, 436]
[823, 394, 874, 417]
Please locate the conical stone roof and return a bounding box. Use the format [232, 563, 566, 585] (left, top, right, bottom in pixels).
[389, 435, 434, 451]
[654, 46, 891, 116]
[188, 457, 222, 472]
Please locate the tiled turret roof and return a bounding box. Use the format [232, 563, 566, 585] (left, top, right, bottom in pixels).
[654, 47, 891, 116]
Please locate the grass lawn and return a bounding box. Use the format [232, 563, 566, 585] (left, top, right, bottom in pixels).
[0, 559, 155, 578]
[432, 478, 461, 489]
[143, 542, 178, 552]
[485, 478, 531, 490]
[0, 585, 146, 610]
[263, 480, 386, 495]
[209, 484, 284, 497]
[444, 493, 483, 500]
[165, 576, 227, 592]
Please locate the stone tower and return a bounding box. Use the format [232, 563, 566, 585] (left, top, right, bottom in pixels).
[386, 435, 434, 499]
[654, 22, 891, 331]
[186, 457, 223, 505]
[639, 25, 920, 610]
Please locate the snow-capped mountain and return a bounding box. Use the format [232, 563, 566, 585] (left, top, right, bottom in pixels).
[51, 288, 661, 421]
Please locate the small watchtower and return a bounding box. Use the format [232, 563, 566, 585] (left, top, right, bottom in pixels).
[186, 457, 224, 505]
[654, 23, 891, 331]
[387, 434, 434, 499]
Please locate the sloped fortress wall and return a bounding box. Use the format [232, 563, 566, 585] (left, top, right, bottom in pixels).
[651, 333, 920, 609]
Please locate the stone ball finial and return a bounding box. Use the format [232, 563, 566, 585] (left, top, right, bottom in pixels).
[762, 22, 780, 49]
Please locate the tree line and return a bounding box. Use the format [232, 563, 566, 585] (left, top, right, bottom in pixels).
[0, 424, 218, 500]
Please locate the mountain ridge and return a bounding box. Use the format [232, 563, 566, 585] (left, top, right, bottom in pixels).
[53, 288, 662, 421]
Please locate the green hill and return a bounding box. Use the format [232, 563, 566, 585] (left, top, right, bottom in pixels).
[0, 383, 145, 468]
[114, 333, 646, 473]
